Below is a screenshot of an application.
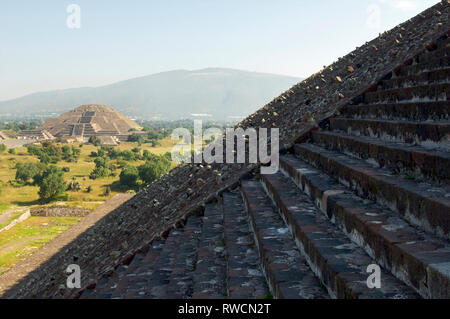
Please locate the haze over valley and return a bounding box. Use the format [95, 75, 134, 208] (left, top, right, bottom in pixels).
[0, 68, 301, 121]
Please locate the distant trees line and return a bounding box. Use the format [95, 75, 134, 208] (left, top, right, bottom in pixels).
[0, 120, 44, 132]
[89, 145, 171, 188]
[27, 142, 81, 164]
[13, 141, 172, 202]
[133, 120, 230, 143]
[7, 120, 229, 202]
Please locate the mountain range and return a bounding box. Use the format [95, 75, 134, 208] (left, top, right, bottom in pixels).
[0, 68, 301, 121]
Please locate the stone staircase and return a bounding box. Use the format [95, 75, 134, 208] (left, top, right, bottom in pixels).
[275, 36, 449, 299]
[79, 30, 450, 300]
[81, 190, 272, 299]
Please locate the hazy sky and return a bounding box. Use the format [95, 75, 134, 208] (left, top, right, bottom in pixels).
[0, 0, 439, 101]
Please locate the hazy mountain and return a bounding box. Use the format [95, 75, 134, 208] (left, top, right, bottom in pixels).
[0, 68, 301, 120]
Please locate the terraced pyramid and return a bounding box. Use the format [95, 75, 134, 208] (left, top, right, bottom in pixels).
[38, 104, 141, 142]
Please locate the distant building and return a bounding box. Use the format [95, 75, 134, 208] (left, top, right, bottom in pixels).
[16, 104, 142, 145]
[0, 131, 8, 140]
[17, 129, 54, 140]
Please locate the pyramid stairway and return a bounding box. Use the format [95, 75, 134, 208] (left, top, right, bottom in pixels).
[80, 32, 449, 300]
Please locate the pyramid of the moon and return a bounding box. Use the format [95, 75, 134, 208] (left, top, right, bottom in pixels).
[20, 105, 141, 143]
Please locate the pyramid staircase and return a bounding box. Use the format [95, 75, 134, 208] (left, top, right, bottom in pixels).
[79, 32, 449, 300]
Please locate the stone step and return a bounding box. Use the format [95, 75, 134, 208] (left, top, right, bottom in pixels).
[329, 117, 450, 145]
[222, 191, 270, 299]
[240, 180, 330, 299]
[80, 240, 165, 299]
[340, 101, 449, 121]
[138, 227, 193, 298]
[310, 130, 450, 181]
[279, 154, 450, 299]
[416, 42, 450, 64]
[108, 251, 151, 299]
[260, 171, 419, 299]
[363, 83, 450, 104]
[79, 273, 119, 299]
[109, 237, 176, 299]
[381, 69, 450, 90]
[162, 216, 203, 299]
[397, 56, 450, 77]
[293, 143, 450, 240]
[192, 203, 227, 299]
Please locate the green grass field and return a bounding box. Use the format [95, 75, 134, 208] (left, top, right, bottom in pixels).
[0, 216, 81, 275]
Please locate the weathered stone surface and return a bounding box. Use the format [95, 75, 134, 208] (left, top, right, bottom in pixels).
[241, 180, 329, 299]
[310, 130, 450, 181]
[294, 143, 450, 240]
[30, 207, 91, 217]
[261, 171, 418, 299]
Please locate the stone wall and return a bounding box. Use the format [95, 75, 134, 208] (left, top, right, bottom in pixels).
[30, 207, 91, 218]
[0, 211, 31, 234]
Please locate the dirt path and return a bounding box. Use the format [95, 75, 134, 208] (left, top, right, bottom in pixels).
[0, 208, 28, 228]
[0, 193, 133, 297]
[0, 211, 13, 225]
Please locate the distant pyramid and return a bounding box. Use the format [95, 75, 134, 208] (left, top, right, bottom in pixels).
[18, 104, 142, 144]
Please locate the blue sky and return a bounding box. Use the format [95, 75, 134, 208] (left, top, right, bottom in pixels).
[0, 0, 439, 101]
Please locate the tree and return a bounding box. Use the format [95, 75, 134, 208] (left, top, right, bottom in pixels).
[120, 165, 139, 187]
[62, 145, 73, 162]
[68, 178, 81, 191]
[0, 144, 7, 154]
[15, 162, 43, 184]
[103, 186, 111, 196]
[71, 145, 81, 158]
[97, 147, 106, 158]
[89, 166, 110, 179]
[89, 136, 101, 146]
[138, 156, 171, 185]
[89, 156, 112, 179]
[142, 149, 151, 160]
[8, 148, 15, 155]
[39, 153, 51, 164]
[62, 145, 71, 154]
[120, 150, 136, 161]
[94, 157, 108, 168]
[38, 166, 66, 201]
[128, 133, 144, 146]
